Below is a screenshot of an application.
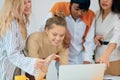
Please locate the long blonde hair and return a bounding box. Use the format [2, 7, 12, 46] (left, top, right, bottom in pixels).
[0, 0, 30, 39]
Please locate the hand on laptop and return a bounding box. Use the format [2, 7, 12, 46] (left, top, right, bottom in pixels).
[96, 53, 109, 67]
[35, 54, 60, 80]
[41, 53, 60, 73]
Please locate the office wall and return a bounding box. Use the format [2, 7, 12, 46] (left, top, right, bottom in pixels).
[29, 0, 99, 34]
[0, 0, 4, 9]
[0, 0, 99, 34]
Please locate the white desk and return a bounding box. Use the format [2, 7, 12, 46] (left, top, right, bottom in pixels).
[104, 75, 120, 80]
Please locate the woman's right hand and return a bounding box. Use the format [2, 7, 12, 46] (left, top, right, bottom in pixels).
[35, 59, 45, 70]
[35, 54, 60, 73]
[94, 35, 103, 46]
[41, 54, 60, 73]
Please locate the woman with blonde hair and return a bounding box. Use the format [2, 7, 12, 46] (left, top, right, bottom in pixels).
[0, 0, 58, 80]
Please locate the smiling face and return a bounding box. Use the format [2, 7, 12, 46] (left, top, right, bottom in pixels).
[23, 0, 32, 15]
[46, 24, 66, 47]
[100, 0, 113, 12]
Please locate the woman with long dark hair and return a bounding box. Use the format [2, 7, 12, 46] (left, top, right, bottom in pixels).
[95, 0, 120, 76]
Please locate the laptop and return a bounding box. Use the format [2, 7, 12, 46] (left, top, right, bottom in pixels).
[59, 64, 106, 80]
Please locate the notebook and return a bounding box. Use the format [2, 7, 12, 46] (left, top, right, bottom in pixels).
[59, 64, 106, 80]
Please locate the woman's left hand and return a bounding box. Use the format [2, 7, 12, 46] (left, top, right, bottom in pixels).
[96, 53, 110, 67]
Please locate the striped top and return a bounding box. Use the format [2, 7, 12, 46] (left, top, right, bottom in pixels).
[0, 20, 37, 80]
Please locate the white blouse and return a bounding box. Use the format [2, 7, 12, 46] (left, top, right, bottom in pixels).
[66, 15, 95, 64]
[95, 11, 120, 61]
[0, 20, 36, 80]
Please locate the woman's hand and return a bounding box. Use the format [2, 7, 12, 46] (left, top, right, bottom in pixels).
[96, 43, 116, 67]
[96, 53, 110, 67]
[35, 59, 45, 70]
[35, 54, 60, 73]
[35, 54, 60, 80]
[94, 35, 103, 46]
[83, 61, 90, 64]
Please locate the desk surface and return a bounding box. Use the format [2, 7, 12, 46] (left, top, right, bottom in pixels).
[104, 75, 120, 80]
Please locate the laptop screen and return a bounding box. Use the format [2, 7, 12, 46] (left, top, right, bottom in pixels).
[59, 64, 106, 80]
